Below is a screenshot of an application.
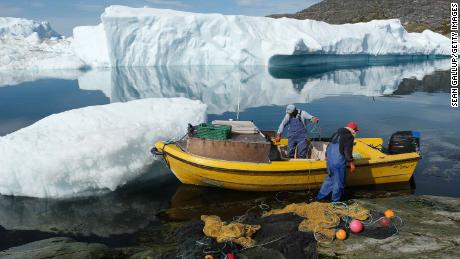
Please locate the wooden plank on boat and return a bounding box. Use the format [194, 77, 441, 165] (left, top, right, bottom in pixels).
[186, 136, 271, 163]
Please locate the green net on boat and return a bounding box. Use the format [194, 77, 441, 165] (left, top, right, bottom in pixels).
[195, 123, 232, 140]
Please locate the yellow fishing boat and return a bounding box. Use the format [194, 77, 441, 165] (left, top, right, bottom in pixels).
[152, 121, 421, 191]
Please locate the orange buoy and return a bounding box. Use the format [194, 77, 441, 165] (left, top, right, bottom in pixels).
[335, 229, 347, 240]
[204, 255, 214, 259]
[384, 209, 395, 218]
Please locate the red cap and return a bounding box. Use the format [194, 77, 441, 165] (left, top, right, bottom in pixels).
[346, 121, 359, 132]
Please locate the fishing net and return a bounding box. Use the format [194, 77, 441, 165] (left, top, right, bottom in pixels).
[164, 202, 399, 258]
[355, 211, 402, 239]
[263, 201, 370, 242]
[201, 215, 261, 248]
[242, 213, 317, 259]
[164, 213, 317, 258]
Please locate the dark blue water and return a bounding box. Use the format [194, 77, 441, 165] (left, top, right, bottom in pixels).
[0, 59, 458, 249]
[0, 79, 109, 135]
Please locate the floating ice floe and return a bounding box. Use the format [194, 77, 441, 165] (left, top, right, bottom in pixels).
[0, 98, 207, 198]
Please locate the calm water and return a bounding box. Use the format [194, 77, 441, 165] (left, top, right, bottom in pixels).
[0, 59, 459, 249]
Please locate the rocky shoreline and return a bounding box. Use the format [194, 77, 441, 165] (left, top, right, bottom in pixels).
[269, 0, 451, 36]
[318, 195, 460, 258]
[1, 194, 459, 258]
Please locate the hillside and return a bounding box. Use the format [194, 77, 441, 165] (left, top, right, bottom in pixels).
[269, 0, 451, 36]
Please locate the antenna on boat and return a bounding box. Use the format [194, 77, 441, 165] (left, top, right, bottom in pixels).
[236, 83, 241, 121]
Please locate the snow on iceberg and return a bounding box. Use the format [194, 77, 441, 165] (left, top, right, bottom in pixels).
[0, 98, 207, 198]
[85, 5, 451, 66]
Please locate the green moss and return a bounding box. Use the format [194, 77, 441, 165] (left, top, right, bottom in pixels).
[405, 22, 431, 33]
[350, 9, 387, 23]
[436, 19, 452, 36]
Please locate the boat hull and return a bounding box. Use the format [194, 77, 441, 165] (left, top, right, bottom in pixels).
[154, 138, 420, 191]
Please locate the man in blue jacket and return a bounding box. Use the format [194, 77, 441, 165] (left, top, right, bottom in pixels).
[275, 104, 319, 158]
[317, 122, 359, 202]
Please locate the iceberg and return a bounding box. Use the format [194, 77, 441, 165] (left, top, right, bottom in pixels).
[84, 5, 450, 67]
[0, 17, 60, 39]
[0, 35, 86, 70]
[0, 17, 86, 71]
[72, 24, 110, 68]
[78, 59, 449, 114]
[0, 98, 207, 198]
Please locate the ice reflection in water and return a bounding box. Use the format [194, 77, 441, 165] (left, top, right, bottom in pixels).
[79, 59, 449, 114]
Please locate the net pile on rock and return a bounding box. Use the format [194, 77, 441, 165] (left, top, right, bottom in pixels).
[201, 215, 260, 248]
[263, 201, 370, 241]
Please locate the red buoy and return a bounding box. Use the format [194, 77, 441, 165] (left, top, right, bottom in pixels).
[379, 217, 391, 227]
[349, 219, 364, 233]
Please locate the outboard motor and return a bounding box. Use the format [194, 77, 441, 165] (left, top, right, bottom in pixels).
[388, 131, 421, 154]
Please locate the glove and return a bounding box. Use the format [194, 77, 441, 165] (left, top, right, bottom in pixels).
[275, 133, 281, 142]
[311, 117, 319, 123]
[349, 161, 356, 173]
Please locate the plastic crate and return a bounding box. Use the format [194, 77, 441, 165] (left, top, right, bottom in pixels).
[195, 123, 232, 140]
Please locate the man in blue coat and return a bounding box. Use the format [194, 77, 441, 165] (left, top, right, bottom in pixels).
[275, 104, 319, 158]
[317, 122, 359, 202]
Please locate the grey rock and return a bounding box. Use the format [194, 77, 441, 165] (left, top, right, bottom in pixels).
[0, 237, 116, 259]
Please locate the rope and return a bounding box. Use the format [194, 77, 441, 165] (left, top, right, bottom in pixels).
[231, 202, 270, 223]
[203, 242, 227, 255]
[313, 224, 335, 243]
[155, 132, 189, 168]
[309, 123, 322, 139]
[274, 192, 285, 203]
[240, 234, 289, 251]
[196, 237, 228, 257]
[198, 234, 289, 257]
[303, 122, 322, 194]
[363, 142, 384, 152]
[166, 132, 188, 145]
